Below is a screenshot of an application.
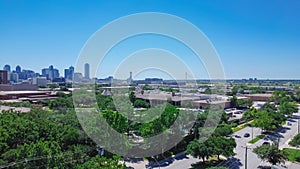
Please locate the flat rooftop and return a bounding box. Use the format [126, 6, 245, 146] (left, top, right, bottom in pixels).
[0, 91, 50, 95]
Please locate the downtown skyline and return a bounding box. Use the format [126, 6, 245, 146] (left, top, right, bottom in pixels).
[1, 1, 300, 79]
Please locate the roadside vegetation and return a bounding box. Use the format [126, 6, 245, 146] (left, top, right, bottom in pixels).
[282, 148, 300, 163]
[242, 90, 298, 134]
[253, 142, 287, 167]
[248, 135, 265, 144]
[289, 133, 300, 147]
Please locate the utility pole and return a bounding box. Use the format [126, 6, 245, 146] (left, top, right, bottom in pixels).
[298, 119, 300, 134]
[241, 146, 251, 169]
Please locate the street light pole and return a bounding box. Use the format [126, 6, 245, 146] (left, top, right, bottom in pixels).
[241, 146, 251, 169]
[298, 119, 300, 134]
[152, 156, 160, 169]
[252, 126, 254, 141]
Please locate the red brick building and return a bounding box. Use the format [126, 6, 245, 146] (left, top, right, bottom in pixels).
[0, 70, 8, 84]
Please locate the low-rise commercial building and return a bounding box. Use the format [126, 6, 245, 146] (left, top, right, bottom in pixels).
[244, 94, 272, 101]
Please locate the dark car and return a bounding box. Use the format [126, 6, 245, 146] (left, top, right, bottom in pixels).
[262, 142, 270, 146]
[244, 133, 250, 137]
[234, 135, 241, 138]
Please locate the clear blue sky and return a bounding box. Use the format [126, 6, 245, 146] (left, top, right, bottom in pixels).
[0, 0, 300, 79]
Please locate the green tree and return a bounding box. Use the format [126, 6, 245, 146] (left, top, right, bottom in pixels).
[271, 90, 292, 105]
[133, 99, 150, 108]
[278, 101, 298, 117]
[204, 88, 212, 94]
[185, 139, 211, 162]
[212, 124, 233, 137]
[207, 137, 236, 160]
[129, 90, 136, 103]
[186, 137, 236, 162]
[253, 142, 287, 166]
[237, 99, 253, 108]
[253, 111, 275, 132]
[78, 155, 126, 169]
[230, 96, 238, 107]
[295, 91, 300, 102]
[252, 102, 287, 131]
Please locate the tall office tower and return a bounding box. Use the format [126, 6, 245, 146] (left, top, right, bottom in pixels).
[64, 66, 74, 80]
[84, 63, 90, 79]
[42, 65, 60, 81]
[16, 65, 21, 73]
[10, 72, 19, 83]
[3, 64, 11, 72]
[64, 69, 69, 79]
[69, 66, 74, 78]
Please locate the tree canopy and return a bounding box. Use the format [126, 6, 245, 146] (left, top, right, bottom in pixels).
[253, 142, 287, 166]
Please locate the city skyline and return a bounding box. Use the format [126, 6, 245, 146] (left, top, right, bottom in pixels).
[1, 1, 300, 79]
[2, 62, 300, 81]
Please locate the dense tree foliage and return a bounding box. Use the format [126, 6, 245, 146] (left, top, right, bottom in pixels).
[246, 99, 297, 133]
[278, 101, 298, 117]
[0, 90, 129, 169]
[230, 96, 253, 108]
[133, 99, 150, 108]
[253, 142, 287, 166]
[186, 137, 236, 162]
[185, 105, 236, 164]
[78, 156, 126, 169]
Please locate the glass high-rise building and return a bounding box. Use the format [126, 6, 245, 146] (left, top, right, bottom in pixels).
[16, 65, 21, 73]
[84, 63, 90, 79]
[64, 66, 74, 80]
[3, 64, 11, 72]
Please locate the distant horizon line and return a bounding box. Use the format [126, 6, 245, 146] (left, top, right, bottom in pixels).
[2, 64, 300, 81]
[106, 78, 300, 81]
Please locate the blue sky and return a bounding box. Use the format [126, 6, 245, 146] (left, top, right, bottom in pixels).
[0, 0, 300, 79]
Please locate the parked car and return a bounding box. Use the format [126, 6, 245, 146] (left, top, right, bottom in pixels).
[262, 142, 270, 146]
[244, 133, 250, 137]
[234, 135, 241, 138]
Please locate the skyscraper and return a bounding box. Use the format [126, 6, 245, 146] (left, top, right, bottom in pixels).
[42, 65, 59, 81]
[16, 65, 21, 73]
[84, 63, 90, 79]
[64, 66, 74, 81]
[3, 64, 11, 72]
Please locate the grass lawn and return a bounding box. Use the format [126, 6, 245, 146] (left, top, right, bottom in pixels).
[248, 135, 265, 144]
[282, 148, 300, 162]
[232, 120, 254, 133]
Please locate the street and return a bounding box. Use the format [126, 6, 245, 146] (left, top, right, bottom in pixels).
[125, 106, 300, 169]
[219, 107, 300, 169]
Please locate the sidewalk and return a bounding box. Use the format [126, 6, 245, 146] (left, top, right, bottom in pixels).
[280, 137, 300, 150]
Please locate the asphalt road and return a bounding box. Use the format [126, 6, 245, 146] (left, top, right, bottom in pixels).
[219, 106, 300, 169]
[127, 106, 300, 169]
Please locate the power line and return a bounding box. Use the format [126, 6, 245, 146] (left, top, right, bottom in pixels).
[0, 148, 92, 169]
